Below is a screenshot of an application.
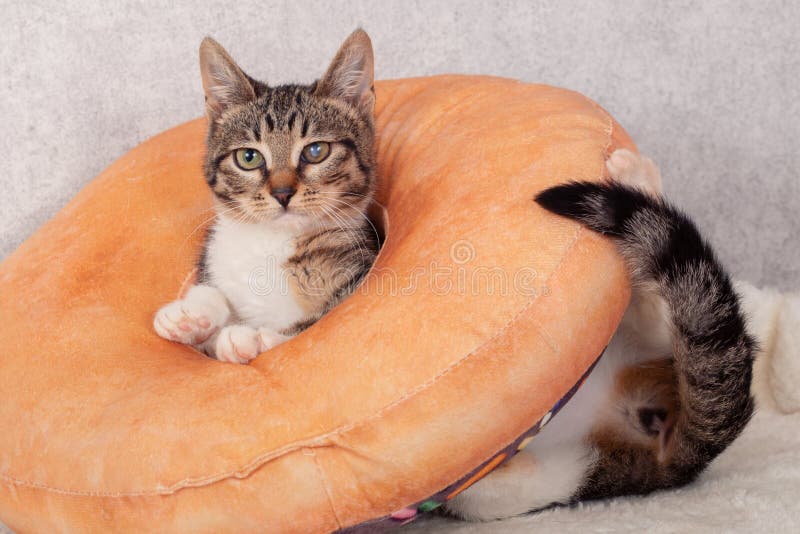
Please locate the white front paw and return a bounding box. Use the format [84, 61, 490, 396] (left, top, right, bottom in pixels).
[154, 301, 219, 344]
[215, 325, 262, 364]
[153, 285, 230, 345]
[257, 327, 291, 352]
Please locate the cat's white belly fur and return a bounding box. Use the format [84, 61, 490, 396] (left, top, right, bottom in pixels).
[446, 332, 633, 520]
[448, 291, 672, 520]
[205, 216, 306, 331]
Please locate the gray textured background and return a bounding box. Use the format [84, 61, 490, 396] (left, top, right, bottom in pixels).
[1, 0, 798, 290]
[1, 1, 799, 532]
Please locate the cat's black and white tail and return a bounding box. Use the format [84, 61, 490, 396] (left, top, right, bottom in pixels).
[536, 181, 756, 498]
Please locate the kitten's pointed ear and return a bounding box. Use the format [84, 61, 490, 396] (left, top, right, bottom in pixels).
[199, 37, 256, 118]
[315, 29, 375, 115]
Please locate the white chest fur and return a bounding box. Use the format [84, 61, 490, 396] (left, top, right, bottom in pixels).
[205, 216, 306, 331]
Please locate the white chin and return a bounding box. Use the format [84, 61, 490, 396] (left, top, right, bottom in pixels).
[268, 210, 312, 231]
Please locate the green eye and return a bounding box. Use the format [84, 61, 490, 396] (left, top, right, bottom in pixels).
[234, 148, 264, 170]
[301, 142, 331, 164]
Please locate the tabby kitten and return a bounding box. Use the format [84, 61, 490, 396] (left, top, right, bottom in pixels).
[447, 150, 755, 519]
[154, 30, 379, 363]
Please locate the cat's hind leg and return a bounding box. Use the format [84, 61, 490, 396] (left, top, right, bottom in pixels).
[444, 444, 593, 521]
[606, 148, 663, 196]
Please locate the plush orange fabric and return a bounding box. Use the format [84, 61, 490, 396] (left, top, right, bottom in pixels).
[0, 76, 633, 533]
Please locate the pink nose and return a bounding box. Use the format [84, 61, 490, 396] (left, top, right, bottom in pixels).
[270, 187, 296, 208]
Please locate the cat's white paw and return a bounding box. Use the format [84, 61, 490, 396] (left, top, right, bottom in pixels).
[153, 285, 230, 345]
[257, 327, 291, 351]
[606, 148, 637, 177]
[154, 301, 210, 344]
[606, 148, 663, 197]
[215, 325, 262, 364]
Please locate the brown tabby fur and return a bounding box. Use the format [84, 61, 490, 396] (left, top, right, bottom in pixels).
[197, 30, 379, 335]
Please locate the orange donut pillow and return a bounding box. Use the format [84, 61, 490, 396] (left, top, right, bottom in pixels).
[0, 76, 632, 533]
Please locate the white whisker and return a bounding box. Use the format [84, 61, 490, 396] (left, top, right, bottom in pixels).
[318, 203, 371, 263]
[178, 203, 242, 254]
[316, 195, 381, 245]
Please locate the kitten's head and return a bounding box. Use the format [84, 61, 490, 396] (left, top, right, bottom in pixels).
[199, 30, 376, 231]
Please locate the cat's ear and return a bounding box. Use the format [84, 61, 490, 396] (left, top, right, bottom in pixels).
[315, 29, 375, 115]
[199, 37, 256, 118]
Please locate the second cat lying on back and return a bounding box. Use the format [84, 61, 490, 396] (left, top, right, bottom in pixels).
[154, 30, 379, 363]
